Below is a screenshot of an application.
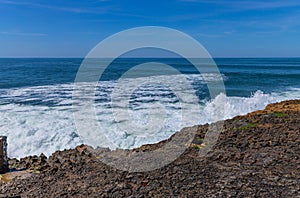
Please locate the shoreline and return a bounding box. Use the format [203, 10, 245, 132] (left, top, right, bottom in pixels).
[1, 99, 299, 197]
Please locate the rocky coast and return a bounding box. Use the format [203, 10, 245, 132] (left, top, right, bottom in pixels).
[0, 100, 299, 197]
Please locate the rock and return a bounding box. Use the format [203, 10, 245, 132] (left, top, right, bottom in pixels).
[1, 100, 300, 197]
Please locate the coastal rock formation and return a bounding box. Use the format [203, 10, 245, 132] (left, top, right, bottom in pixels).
[0, 100, 299, 197]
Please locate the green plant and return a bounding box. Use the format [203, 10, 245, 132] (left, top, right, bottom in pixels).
[190, 143, 206, 149]
[234, 123, 258, 131]
[196, 137, 204, 144]
[11, 163, 17, 169]
[272, 112, 285, 118]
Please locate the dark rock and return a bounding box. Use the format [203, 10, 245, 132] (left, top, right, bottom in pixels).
[0, 100, 300, 197]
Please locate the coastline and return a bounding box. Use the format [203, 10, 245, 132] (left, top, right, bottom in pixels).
[0, 99, 299, 197]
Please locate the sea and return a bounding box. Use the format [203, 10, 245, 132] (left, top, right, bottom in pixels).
[0, 58, 299, 158]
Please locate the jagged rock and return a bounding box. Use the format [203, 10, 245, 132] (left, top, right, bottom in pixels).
[1, 100, 299, 197]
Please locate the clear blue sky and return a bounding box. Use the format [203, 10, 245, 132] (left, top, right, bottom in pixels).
[1, 0, 300, 58]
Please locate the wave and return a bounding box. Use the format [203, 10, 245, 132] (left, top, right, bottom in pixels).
[0, 75, 299, 158]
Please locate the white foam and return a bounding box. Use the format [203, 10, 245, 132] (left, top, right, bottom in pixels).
[0, 74, 299, 158]
[0, 104, 82, 158]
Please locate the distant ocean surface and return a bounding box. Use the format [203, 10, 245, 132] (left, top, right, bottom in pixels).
[0, 58, 300, 158]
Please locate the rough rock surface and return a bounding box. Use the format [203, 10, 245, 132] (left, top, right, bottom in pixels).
[0, 100, 299, 197]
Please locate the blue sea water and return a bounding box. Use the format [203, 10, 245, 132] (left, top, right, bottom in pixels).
[0, 58, 299, 157]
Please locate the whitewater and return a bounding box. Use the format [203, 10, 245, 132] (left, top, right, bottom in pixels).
[0, 58, 299, 158]
[0, 78, 299, 158]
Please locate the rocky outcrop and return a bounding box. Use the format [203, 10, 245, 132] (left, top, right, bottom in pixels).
[0, 100, 299, 197]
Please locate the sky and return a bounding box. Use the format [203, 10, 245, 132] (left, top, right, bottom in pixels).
[1, 0, 300, 58]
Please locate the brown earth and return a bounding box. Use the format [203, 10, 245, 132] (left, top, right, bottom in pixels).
[0, 100, 299, 197]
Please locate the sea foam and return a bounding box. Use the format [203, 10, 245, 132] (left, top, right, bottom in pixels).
[0, 74, 299, 158]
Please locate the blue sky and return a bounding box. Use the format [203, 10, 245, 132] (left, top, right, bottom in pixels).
[1, 0, 300, 57]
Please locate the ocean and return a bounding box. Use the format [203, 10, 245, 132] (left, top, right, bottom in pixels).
[0, 58, 300, 158]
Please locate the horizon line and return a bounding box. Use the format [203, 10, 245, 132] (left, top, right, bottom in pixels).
[0, 56, 300, 59]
